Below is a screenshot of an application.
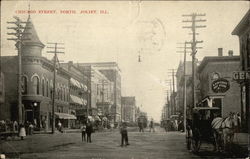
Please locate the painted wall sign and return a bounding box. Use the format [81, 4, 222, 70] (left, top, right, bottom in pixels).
[233, 71, 250, 80]
[211, 78, 230, 93]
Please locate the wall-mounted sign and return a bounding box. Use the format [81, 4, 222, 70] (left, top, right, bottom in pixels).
[233, 71, 250, 81]
[211, 78, 230, 93]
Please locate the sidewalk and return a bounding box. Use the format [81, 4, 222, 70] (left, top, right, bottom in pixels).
[231, 133, 249, 157]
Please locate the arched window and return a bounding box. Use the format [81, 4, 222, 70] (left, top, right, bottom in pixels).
[42, 79, 45, 96]
[63, 88, 66, 101]
[46, 81, 49, 97]
[32, 76, 39, 95]
[50, 80, 53, 99]
[21, 76, 28, 95]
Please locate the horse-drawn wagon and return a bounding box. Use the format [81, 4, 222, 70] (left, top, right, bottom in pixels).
[186, 107, 220, 152]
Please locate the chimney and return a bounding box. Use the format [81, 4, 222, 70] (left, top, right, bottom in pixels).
[218, 48, 223, 57]
[228, 50, 233, 56]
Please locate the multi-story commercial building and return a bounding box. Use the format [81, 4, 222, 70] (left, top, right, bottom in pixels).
[197, 48, 241, 117]
[176, 61, 192, 117]
[76, 64, 114, 119]
[232, 9, 250, 132]
[121, 96, 136, 122]
[77, 62, 121, 123]
[60, 61, 89, 126]
[0, 72, 5, 120]
[1, 16, 76, 130]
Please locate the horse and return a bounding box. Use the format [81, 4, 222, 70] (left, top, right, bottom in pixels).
[211, 113, 237, 152]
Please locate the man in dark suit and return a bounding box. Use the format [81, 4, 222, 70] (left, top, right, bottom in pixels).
[86, 122, 93, 143]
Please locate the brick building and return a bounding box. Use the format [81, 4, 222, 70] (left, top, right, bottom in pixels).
[176, 61, 192, 116]
[60, 61, 89, 127]
[1, 16, 75, 130]
[197, 49, 241, 117]
[0, 72, 5, 120]
[232, 9, 250, 132]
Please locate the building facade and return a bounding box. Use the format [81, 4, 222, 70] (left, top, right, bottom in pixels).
[77, 62, 121, 123]
[2, 16, 76, 130]
[121, 96, 136, 122]
[197, 49, 241, 118]
[0, 72, 6, 120]
[232, 9, 250, 132]
[61, 61, 89, 127]
[176, 61, 192, 117]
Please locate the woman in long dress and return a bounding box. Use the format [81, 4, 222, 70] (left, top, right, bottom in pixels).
[19, 123, 26, 140]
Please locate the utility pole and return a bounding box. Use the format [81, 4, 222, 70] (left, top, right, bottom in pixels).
[47, 42, 64, 134]
[168, 69, 177, 114]
[165, 80, 173, 116]
[177, 42, 192, 132]
[102, 80, 105, 117]
[7, 16, 30, 123]
[182, 13, 206, 108]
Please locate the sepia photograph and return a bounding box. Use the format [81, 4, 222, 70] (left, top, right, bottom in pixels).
[0, 0, 249, 158]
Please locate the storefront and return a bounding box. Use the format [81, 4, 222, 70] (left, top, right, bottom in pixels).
[232, 9, 250, 132]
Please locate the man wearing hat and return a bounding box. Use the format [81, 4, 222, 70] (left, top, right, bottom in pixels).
[120, 122, 129, 147]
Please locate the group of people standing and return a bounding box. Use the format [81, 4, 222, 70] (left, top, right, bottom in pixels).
[80, 121, 94, 143]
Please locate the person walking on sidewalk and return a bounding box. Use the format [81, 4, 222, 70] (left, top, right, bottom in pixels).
[86, 122, 93, 143]
[120, 122, 129, 147]
[80, 123, 86, 142]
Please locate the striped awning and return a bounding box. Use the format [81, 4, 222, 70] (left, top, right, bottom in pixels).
[70, 78, 81, 89]
[55, 112, 77, 120]
[70, 95, 83, 105]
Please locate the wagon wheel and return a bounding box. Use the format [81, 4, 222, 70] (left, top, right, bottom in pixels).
[191, 128, 201, 152]
[186, 129, 192, 150]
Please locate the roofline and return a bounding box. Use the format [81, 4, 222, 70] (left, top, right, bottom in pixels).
[77, 62, 122, 72]
[232, 9, 250, 35]
[197, 56, 240, 73]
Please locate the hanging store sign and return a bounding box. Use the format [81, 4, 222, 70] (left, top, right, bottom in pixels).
[211, 78, 230, 93]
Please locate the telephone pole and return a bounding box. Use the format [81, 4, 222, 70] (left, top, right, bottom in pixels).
[177, 42, 192, 132]
[165, 80, 173, 116]
[47, 42, 64, 134]
[182, 13, 206, 108]
[7, 16, 30, 123]
[168, 69, 177, 114]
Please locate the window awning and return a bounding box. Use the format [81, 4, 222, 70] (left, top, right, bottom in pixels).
[70, 78, 82, 89]
[70, 95, 83, 105]
[55, 112, 77, 120]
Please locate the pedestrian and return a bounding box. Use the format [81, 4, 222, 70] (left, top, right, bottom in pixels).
[149, 119, 155, 132]
[80, 123, 86, 142]
[86, 122, 93, 143]
[13, 121, 18, 132]
[28, 123, 34, 135]
[58, 121, 63, 133]
[120, 122, 129, 147]
[19, 123, 26, 140]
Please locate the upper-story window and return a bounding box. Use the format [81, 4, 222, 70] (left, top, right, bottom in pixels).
[42, 79, 45, 96]
[32, 76, 39, 95]
[21, 76, 28, 95]
[46, 81, 49, 97]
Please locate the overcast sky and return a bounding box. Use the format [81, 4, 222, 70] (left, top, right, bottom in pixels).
[1, 1, 249, 122]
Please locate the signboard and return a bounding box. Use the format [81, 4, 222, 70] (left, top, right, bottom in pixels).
[233, 71, 250, 81]
[211, 78, 230, 93]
